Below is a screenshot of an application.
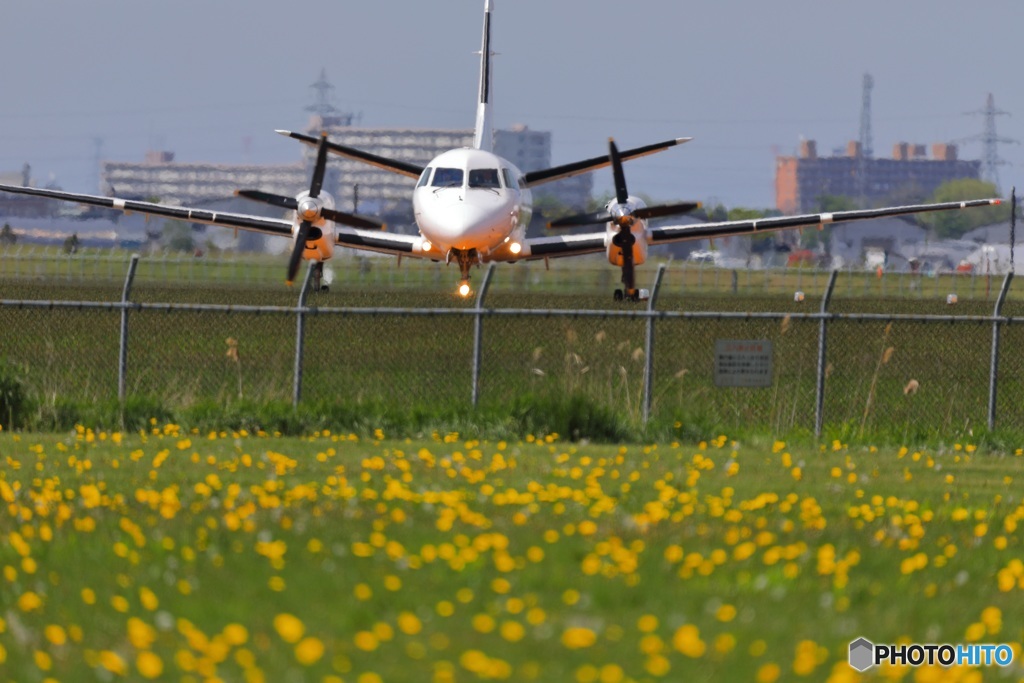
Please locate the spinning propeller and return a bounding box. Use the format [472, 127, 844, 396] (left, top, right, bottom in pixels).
[548, 139, 700, 299]
[235, 132, 386, 284]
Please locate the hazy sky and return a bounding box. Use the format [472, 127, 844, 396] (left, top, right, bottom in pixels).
[1, 0, 1020, 209]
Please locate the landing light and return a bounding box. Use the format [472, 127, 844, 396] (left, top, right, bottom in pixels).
[458, 282, 471, 297]
[509, 242, 522, 255]
[422, 240, 432, 252]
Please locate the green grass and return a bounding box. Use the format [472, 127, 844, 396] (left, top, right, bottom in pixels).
[3, 254, 1024, 442]
[1, 430, 1022, 681]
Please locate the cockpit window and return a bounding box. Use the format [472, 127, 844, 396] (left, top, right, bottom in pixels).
[431, 167, 464, 187]
[501, 168, 515, 189]
[469, 168, 501, 189]
[417, 167, 433, 188]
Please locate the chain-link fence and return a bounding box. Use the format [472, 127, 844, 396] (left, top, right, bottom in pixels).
[2, 256, 1022, 436]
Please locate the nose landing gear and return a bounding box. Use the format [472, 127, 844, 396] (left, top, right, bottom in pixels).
[449, 247, 479, 297]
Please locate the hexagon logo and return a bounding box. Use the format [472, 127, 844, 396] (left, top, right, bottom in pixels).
[849, 637, 875, 672]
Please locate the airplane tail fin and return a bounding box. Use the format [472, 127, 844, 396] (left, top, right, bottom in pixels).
[473, 0, 494, 151]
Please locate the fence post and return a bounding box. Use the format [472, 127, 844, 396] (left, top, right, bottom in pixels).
[293, 263, 317, 407]
[815, 270, 838, 439]
[988, 272, 1014, 430]
[471, 264, 496, 407]
[118, 255, 141, 403]
[642, 265, 667, 424]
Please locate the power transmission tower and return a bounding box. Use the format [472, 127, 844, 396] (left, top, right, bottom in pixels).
[855, 73, 875, 207]
[306, 68, 356, 128]
[962, 93, 1017, 192]
[859, 73, 874, 158]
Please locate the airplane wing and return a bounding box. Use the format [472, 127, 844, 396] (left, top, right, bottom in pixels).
[494, 233, 606, 261]
[275, 130, 690, 188]
[507, 198, 1001, 261]
[276, 130, 424, 179]
[522, 137, 691, 188]
[0, 183, 294, 237]
[335, 228, 420, 257]
[646, 199, 1001, 246]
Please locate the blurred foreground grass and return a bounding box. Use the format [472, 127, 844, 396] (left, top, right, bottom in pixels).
[2, 427, 1023, 681]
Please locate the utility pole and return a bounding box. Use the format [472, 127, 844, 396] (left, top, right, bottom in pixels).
[856, 73, 874, 207]
[92, 137, 104, 193]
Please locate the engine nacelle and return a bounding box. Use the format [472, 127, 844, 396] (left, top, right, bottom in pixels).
[300, 227, 334, 262]
[606, 223, 648, 267]
[293, 190, 336, 262]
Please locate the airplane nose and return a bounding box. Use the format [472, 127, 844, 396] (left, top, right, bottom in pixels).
[440, 203, 506, 247]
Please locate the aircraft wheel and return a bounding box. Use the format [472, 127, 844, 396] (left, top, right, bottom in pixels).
[613, 289, 624, 301]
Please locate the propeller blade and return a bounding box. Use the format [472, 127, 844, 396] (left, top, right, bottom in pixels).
[633, 202, 702, 220]
[321, 208, 387, 230]
[235, 190, 298, 211]
[609, 138, 629, 205]
[547, 211, 612, 229]
[309, 132, 330, 199]
[286, 220, 312, 285]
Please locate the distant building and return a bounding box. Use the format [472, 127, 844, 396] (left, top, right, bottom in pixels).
[102, 157, 307, 205]
[314, 120, 592, 215]
[775, 140, 981, 214]
[101, 121, 592, 233]
[0, 164, 58, 218]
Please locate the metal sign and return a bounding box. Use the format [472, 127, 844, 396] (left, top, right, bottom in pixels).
[715, 339, 773, 387]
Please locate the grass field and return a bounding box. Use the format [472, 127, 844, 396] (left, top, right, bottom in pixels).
[3, 267, 1024, 442]
[4, 247, 1024, 442]
[1, 245, 1018, 301]
[1, 428, 1023, 681]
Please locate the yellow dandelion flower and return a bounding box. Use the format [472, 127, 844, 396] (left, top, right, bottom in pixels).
[500, 620, 525, 642]
[44, 625, 66, 646]
[756, 662, 780, 683]
[716, 604, 737, 622]
[33, 650, 52, 671]
[353, 631, 379, 652]
[637, 614, 659, 632]
[397, 612, 422, 636]
[672, 624, 705, 658]
[294, 637, 325, 665]
[99, 650, 127, 676]
[17, 591, 42, 612]
[127, 617, 157, 650]
[223, 623, 249, 646]
[136, 651, 163, 679]
[561, 627, 597, 649]
[273, 613, 305, 644]
[472, 614, 496, 634]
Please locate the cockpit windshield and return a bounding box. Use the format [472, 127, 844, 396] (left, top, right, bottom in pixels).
[431, 168, 463, 188]
[468, 169, 501, 189]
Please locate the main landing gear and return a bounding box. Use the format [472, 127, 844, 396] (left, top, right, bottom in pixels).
[311, 261, 329, 293]
[613, 288, 649, 302]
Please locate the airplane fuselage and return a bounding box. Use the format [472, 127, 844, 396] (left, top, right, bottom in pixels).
[412, 148, 532, 261]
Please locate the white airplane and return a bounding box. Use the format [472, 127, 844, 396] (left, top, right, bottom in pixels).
[0, 0, 1001, 301]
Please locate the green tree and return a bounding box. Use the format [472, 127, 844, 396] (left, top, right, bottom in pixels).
[814, 194, 857, 213]
[919, 179, 1003, 238]
[532, 193, 574, 227]
[162, 221, 196, 252]
[63, 233, 79, 254]
[0, 223, 16, 246]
